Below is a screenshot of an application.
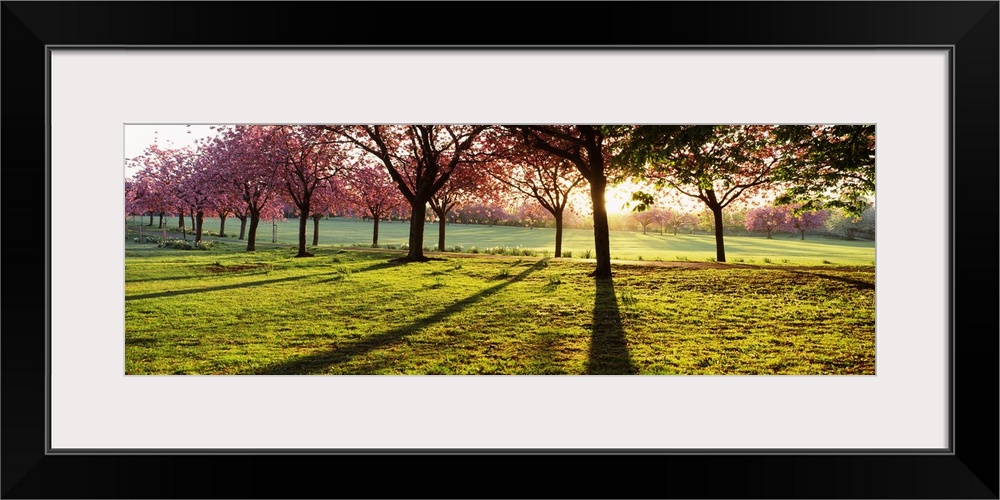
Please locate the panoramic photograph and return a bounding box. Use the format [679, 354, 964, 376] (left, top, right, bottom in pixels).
[124, 124, 875, 375]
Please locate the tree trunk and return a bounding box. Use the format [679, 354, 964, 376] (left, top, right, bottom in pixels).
[372, 216, 380, 248]
[435, 210, 448, 252]
[190, 212, 195, 231]
[296, 210, 311, 257]
[219, 216, 227, 238]
[642, 224, 648, 235]
[554, 213, 563, 258]
[312, 215, 321, 247]
[158, 213, 164, 229]
[766, 229, 772, 239]
[710, 204, 726, 262]
[179, 209, 187, 240]
[406, 202, 428, 261]
[800, 229, 805, 240]
[179, 209, 185, 229]
[590, 177, 612, 278]
[247, 213, 260, 252]
[148, 214, 153, 226]
[195, 209, 204, 243]
[238, 216, 247, 240]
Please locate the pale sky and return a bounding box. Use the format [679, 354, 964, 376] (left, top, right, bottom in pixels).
[124, 124, 222, 164]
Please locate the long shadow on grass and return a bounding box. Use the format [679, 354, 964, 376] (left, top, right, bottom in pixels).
[780, 270, 874, 290]
[126, 272, 342, 301]
[251, 259, 549, 375]
[588, 278, 637, 375]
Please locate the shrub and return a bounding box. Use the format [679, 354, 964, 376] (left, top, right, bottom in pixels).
[159, 239, 193, 250]
[563, 251, 572, 258]
[582, 250, 593, 259]
[548, 274, 562, 285]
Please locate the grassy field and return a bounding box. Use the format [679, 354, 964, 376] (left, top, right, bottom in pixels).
[124, 242, 876, 375]
[130, 215, 876, 266]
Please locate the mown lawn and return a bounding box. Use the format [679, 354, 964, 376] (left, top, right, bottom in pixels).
[130, 215, 876, 266]
[125, 243, 875, 375]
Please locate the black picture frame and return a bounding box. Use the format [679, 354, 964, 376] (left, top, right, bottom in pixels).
[3, 2, 997, 498]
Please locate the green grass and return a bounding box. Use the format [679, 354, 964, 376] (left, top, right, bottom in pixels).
[128, 216, 875, 266]
[125, 243, 875, 375]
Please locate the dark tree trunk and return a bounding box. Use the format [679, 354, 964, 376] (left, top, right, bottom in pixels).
[179, 209, 187, 240]
[219, 216, 227, 238]
[372, 216, 380, 248]
[406, 202, 428, 261]
[554, 213, 564, 258]
[158, 213, 164, 228]
[195, 209, 204, 243]
[710, 204, 726, 262]
[178, 209, 185, 229]
[766, 229, 773, 239]
[642, 224, 648, 235]
[247, 213, 260, 252]
[190, 213, 195, 232]
[589, 177, 612, 278]
[296, 210, 311, 257]
[148, 214, 153, 226]
[238, 216, 247, 240]
[312, 214, 321, 247]
[433, 208, 448, 252]
[800, 229, 806, 240]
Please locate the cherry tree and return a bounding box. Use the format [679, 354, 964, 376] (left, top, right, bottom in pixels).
[487, 129, 584, 257]
[616, 125, 806, 262]
[133, 144, 199, 239]
[453, 201, 511, 227]
[205, 125, 285, 251]
[514, 200, 553, 228]
[429, 162, 497, 251]
[508, 125, 618, 277]
[272, 125, 347, 257]
[745, 205, 792, 239]
[629, 207, 666, 235]
[344, 163, 408, 248]
[787, 204, 830, 240]
[660, 209, 697, 235]
[329, 125, 490, 262]
[773, 125, 875, 216]
[305, 177, 348, 247]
